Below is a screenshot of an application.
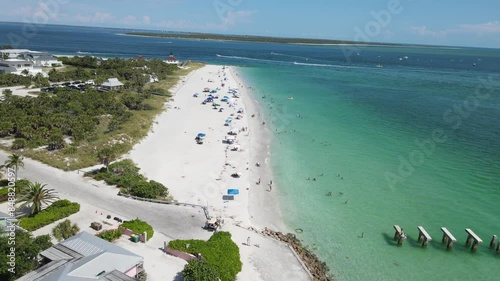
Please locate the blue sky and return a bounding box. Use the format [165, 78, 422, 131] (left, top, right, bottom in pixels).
[1, 0, 500, 48]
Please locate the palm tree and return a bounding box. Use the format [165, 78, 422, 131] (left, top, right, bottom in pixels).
[4, 153, 24, 182]
[18, 182, 59, 215]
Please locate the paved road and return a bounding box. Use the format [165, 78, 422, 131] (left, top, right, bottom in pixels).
[0, 150, 211, 241]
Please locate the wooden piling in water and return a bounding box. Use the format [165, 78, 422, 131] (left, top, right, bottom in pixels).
[465, 228, 482, 252]
[489, 235, 497, 248]
[417, 226, 432, 248]
[441, 227, 457, 250]
[393, 225, 405, 246]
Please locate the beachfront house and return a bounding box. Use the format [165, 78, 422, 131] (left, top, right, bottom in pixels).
[18, 231, 144, 281]
[0, 49, 63, 67]
[0, 49, 32, 59]
[165, 52, 179, 65]
[101, 78, 124, 91]
[0, 59, 46, 76]
[29, 54, 63, 67]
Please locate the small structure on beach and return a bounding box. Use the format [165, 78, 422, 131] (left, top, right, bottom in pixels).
[101, 78, 124, 91]
[165, 52, 179, 65]
[195, 133, 206, 144]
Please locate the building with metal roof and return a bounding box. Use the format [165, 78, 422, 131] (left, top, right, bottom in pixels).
[17, 231, 144, 281]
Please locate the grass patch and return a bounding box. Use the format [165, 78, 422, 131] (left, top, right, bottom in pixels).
[168, 232, 242, 281]
[96, 228, 123, 242]
[19, 199, 80, 231]
[121, 219, 154, 239]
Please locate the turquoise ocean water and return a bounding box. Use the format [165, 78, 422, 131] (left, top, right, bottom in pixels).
[1, 23, 499, 280]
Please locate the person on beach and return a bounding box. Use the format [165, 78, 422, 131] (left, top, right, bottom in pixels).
[247, 236, 251, 246]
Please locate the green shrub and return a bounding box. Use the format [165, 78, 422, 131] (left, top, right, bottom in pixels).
[96, 228, 123, 242]
[0, 179, 30, 202]
[11, 138, 27, 150]
[183, 259, 220, 281]
[121, 219, 154, 239]
[86, 160, 169, 199]
[169, 232, 242, 281]
[19, 199, 80, 231]
[52, 219, 80, 241]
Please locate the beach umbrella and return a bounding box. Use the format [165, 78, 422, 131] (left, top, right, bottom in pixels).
[197, 133, 206, 137]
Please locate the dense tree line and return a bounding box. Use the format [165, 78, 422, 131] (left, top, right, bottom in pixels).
[128, 32, 404, 46]
[0, 72, 49, 88]
[0, 74, 32, 87]
[0, 230, 52, 280]
[53, 56, 178, 88]
[0, 87, 148, 149]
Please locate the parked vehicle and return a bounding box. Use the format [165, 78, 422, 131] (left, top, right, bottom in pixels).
[204, 217, 222, 231]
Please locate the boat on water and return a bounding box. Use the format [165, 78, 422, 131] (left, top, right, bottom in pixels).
[376, 64, 383, 68]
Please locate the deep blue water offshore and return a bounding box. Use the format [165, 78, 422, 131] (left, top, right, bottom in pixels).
[1, 22, 500, 281]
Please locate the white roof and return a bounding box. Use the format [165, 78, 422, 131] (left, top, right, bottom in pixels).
[102, 78, 124, 87]
[0, 49, 33, 53]
[30, 232, 143, 281]
[5, 59, 30, 62]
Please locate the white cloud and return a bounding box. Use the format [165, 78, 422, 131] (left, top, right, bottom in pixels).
[410, 21, 500, 39]
[222, 10, 255, 26]
[75, 12, 114, 24]
[156, 20, 197, 30]
[143, 16, 151, 25]
[455, 21, 500, 35]
[409, 26, 447, 38]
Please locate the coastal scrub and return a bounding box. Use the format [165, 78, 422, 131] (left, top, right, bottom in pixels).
[168, 231, 242, 281]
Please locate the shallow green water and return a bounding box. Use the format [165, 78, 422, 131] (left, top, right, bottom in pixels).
[240, 53, 500, 280]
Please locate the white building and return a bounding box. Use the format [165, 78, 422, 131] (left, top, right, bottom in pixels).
[0, 49, 63, 67]
[0, 49, 32, 59]
[165, 52, 179, 65]
[0, 59, 46, 76]
[101, 78, 124, 91]
[18, 231, 144, 281]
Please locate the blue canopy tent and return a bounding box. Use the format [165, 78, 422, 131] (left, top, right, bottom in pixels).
[227, 189, 239, 195]
[197, 133, 206, 138]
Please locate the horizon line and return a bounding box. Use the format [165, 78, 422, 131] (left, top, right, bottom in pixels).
[0, 21, 498, 50]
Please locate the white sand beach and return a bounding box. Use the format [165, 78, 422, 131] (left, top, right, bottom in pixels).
[129, 64, 309, 280]
[129, 65, 286, 231]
